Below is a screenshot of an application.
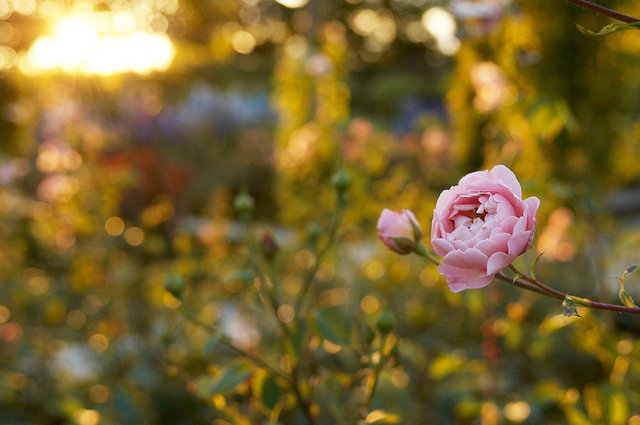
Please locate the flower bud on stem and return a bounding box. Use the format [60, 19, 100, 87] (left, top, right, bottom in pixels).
[233, 189, 255, 222]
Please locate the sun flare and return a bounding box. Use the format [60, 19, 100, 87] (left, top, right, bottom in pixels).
[21, 14, 174, 76]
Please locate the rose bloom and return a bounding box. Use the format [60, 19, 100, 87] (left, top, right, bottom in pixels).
[431, 165, 539, 292]
[377, 209, 422, 254]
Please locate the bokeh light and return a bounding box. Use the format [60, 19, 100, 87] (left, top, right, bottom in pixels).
[422, 6, 460, 55]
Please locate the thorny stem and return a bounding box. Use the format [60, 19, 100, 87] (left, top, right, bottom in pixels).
[506, 263, 640, 315]
[565, 0, 640, 23]
[417, 249, 640, 315]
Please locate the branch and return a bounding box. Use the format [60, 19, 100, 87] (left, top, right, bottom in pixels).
[417, 250, 640, 315]
[566, 0, 640, 23]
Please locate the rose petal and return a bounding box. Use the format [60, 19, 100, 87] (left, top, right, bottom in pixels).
[487, 251, 511, 275]
[507, 231, 529, 256]
[458, 169, 491, 188]
[439, 262, 494, 292]
[442, 248, 488, 270]
[489, 164, 522, 198]
[474, 232, 510, 256]
[432, 238, 455, 255]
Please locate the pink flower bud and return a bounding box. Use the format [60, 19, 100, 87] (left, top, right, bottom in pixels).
[377, 209, 422, 255]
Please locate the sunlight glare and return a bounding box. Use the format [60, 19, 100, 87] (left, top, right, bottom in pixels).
[21, 14, 175, 75]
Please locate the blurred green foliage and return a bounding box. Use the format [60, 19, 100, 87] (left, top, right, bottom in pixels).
[0, 0, 639, 424]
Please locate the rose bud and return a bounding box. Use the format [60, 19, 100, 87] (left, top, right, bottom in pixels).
[377, 209, 422, 255]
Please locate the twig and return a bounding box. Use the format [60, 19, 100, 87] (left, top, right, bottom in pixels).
[501, 266, 640, 314]
[294, 201, 345, 313]
[565, 0, 640, 23]
[418, 250, 640, 315]
[243, 225, 317, 425]
[181, 305, 289, 380]
[353, 334, 388, 423]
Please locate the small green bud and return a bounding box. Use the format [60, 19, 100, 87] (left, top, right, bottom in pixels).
[165, 273, 185, 299]
[162, 330, 175, 345]
[306, 222, 324, 244]
[375, 310, 396, 334]
[332, 169, 352, 193]
[233, 190, 255, 220]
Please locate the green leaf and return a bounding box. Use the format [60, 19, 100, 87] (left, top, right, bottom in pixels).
[623, 264, 639, 279]
[261, 375, 281, 411]
[619, 289, 638, 308]
[285, 318, 307, 363]
[562, 296, 581, 317]
[530, 252, 544, 280]
[577, 21, 640, 36]
[203, 333, 221, 356]
[228, 270, 256, 284]
[313, 307, 352, 346]
[196, 362, 252, 397]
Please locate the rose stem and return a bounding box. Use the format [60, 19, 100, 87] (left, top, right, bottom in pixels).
[500, 265, 640, 315]
[565, 0, 640, 23]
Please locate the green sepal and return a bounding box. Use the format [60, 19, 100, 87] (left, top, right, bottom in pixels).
[410, 218, 423, 241]
[577, 21, 640, 36]
[389, 236, 415, 254]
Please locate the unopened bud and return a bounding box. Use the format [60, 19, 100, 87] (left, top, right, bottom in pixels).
[260, 230, 279, 261]
[165, 273, 185, 299]
[377, 209, 422, 255]
[332, 169, 352, 194]
[162, 330, 175, 345]
[375, 310, 396, 334]
[233, 190, 255, 220]
[306, 222, 324, 245]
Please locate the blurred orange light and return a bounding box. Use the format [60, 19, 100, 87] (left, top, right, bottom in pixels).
[0, 306, 10, 323]
[105, 216, 125, 236]
[124, 227, 144, 246]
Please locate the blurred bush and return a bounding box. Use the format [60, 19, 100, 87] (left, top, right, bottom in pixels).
[0, 0, 639, 424]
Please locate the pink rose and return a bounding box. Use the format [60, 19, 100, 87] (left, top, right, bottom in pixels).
[377, 209, 423, 254]
[431, 165, 539, 292]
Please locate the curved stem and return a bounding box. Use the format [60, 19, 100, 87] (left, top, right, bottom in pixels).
[565, 0, 640, 23]
[503, 265, 640, 314]
[508, 264, 566, 299]
[418, 250, 640, 315]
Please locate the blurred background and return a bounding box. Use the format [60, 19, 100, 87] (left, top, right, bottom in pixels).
[1, 0, 640, 424]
